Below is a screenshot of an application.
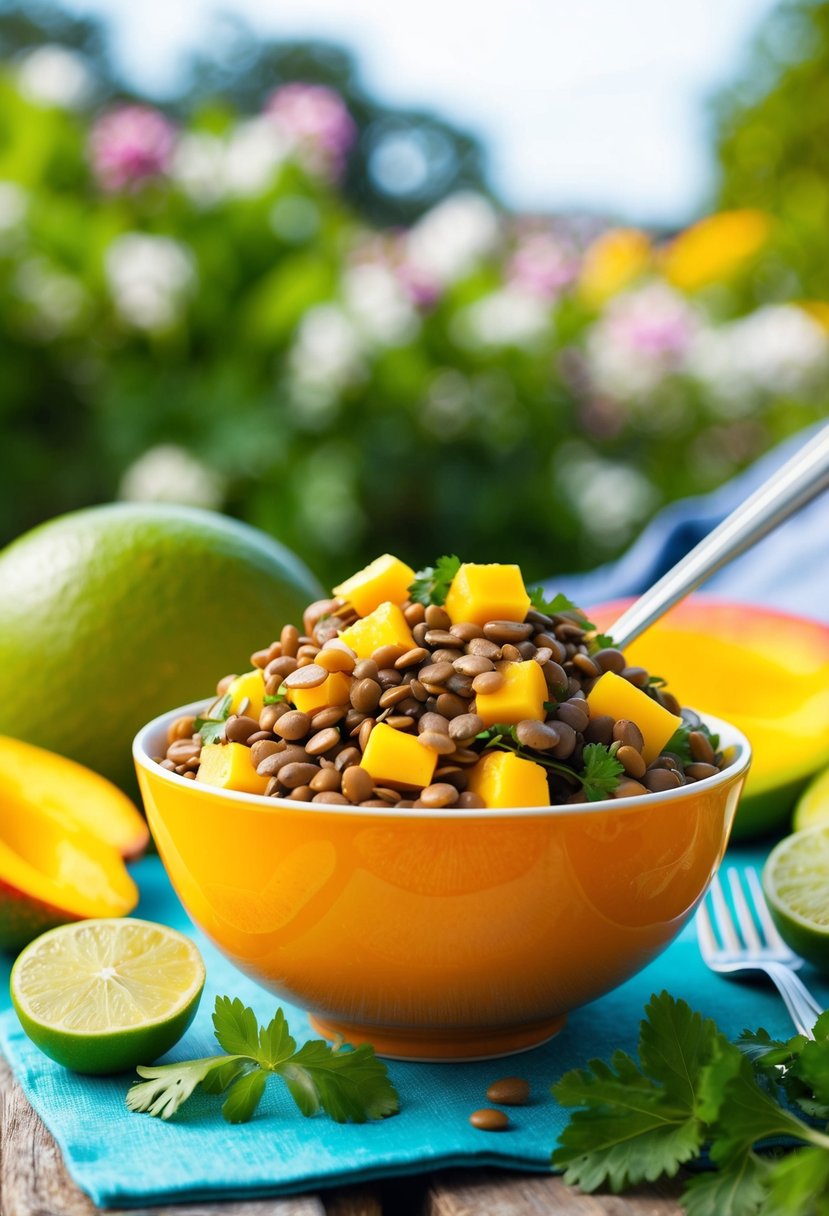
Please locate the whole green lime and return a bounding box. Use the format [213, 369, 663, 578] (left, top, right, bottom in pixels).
[0, 504, 322, 789]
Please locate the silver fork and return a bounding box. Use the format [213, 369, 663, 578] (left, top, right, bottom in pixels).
[696, 866, 823, 1039]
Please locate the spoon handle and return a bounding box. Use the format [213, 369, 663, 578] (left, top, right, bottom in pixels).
[608, 424, 829, 652]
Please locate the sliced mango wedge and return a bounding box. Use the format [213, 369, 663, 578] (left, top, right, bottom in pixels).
[0, 736, 149, 859]
[0, 792, 137, 949]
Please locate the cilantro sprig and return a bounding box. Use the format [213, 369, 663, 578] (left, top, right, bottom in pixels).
[408, 554, 461, 606]
[127, 996, 399, 1125]
[528, 587, 595, 631]
[477, 727, 623, 801]
[665, 721, 721, 766]
[194, 694, 232, 743]
[553, 992, 829, 1214]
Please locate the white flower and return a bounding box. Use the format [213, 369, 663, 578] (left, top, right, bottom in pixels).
[342, 262, 419, 346]
[288, 304, 365, 423]
[171, 132, 226, 205]
[405, 192, 500, 286]
[17, 45, 94, 110]
[555, 444, 657, 550]
[687, 305, 829, 413]
[223, 117, 288, 198]
[453, 286, 550, 350]
[586, 283, 700, 401]
[118, 445, 225, 510]
[105, 234, 196, 331]
[14, 257, 87, 337]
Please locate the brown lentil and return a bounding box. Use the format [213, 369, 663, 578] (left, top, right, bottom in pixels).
[256, 746, 308, 776]
[471, 670, 505, 695]
[469, 1109, 510, 1131]
[274, 711, 312, 741]
[309, 767, 342, 792]
[316, 647, 356, 674]
[583, 714, 614, 746]
[449, 713, 485, 741]
[357, 719, 375, 751]
[486, 1077, 530, 1106]
[418, 730, 457, 755]
[593, 647, 627, 674]
[166, 737, 202, 764]
[450, 621, 484, 641]
[312, 791, 350, 805]
[250, 739, 282, 768]
[305, 728, 342, 756]
[515, 720, 560, 750]
[614, 778, 649, 798]
[643, 768, 683, 793]
[419, 783, 460, 808]
[616, 745, 647, 780]
[555, 700, 589, 732]
[283, 663, 327, 690]
[622, 665, 649, 688]
[167, 715, 197, 745]
[689, 730, 716, 765]
[613, 719, 645, 752]
[395, 646, 430, 669]
[266, 655, 299, 680]
[279, 762, 320, 789]
[351, 678, 383, 713]
[341, 765, 374, 803]
[225, 715, 260, 744]
[685, 762, 721, 781]
[457, 790, 485, 808]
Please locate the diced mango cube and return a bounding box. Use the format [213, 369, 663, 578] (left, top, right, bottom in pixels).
[360, 722, 438, 789]
[334, 554, 416, 617]
[467, 749, 549, 808]
[288, 670, 352, 717]
[444, 562, 531, 628]
[196, 742, 270, 795]
[338, 601, 415, 660]
[587, 671, 682, 765]
[475, 660, 548, 727]
[227, 670, 266, 719]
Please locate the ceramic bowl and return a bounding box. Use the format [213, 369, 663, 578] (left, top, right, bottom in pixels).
[134, 703, 750, 1061]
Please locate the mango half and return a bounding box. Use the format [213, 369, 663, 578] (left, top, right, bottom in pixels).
[590, 598, 829, 839]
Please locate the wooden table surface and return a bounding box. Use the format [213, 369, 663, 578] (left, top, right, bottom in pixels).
[0, 1057, 684, 1216]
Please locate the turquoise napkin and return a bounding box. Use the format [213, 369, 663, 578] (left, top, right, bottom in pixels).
[1, 847, 826, 1209]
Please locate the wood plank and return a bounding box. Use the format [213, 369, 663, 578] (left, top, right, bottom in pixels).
[425, 1168, 685, 1215]
[0, 1056, 325, 1216]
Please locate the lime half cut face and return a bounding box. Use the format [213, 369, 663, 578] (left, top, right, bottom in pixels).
[10, 918, 205, 1074]
[762, 826, 829, 973]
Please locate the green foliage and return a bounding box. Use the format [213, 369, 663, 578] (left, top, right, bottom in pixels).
[0, 5, 825, 590]
[126, 995, 399, 1125]
[716, 0, 829, 298]
[553, 991, 829, 1215]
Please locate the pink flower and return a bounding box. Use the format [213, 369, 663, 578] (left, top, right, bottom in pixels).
[89, 104, 176, 192]
[507, 232, 579, 299]
[265, 83, 356, 179]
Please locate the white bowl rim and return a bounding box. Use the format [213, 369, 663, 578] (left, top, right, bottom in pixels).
[133, 700, 752, 821]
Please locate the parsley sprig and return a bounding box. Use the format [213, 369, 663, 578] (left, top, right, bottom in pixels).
[194, 694, 232, 744]
[126, 996, 399, 1125]
[408, 555, 461, 606]
[553, 992, 829, 1214]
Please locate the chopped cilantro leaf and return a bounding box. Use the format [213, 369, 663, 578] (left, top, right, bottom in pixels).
[194, 693, 232, 743]
[579, 742, 624, 801]
[528, 587, 595, 631]
[408, 555, 461, 606]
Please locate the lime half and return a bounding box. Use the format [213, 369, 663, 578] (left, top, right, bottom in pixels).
[763, 826, 829, 972]
[10, 918, 205, 1074]
[793, 765, 829, 833]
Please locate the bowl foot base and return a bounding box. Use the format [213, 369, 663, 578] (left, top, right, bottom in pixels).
[308, 1011, 568, 1061]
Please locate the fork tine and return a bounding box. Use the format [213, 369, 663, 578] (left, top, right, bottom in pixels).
[695, 897, 718, 960]
[727, 867, 763, 952]
[744, 867, 792, 954]
[708, 872, 741, 952]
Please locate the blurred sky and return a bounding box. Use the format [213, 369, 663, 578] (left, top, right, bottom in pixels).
[62, 0, 776, 225]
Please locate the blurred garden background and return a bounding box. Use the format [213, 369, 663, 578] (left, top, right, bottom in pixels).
[1, 0, 828, 588]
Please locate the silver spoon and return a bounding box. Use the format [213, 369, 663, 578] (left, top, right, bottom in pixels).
[607, 423, 829, 651]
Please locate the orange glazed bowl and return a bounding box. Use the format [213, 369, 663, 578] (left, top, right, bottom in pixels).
[134, 702, 751, 1061]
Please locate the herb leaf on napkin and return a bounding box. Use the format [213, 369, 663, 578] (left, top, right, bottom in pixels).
[127, 996, 399, 1125]
[553, 991, 829, 1214]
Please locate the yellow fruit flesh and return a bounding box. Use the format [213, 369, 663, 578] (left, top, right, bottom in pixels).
[288, 671, 353, 717]
[467, 750, 549, 808]
[0, 792, 137, 920]
[444, 563, 531, 628]
[338, 602, 415, 660]
[360, 723, 438, 789]
[0, 735, 148, 859]
[334, 554, 416, 618]
[587, 672, 682, 765]
[475, 660, 548, 727]
[196, 742, 271, 795]
[227, 670, 266, 718]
